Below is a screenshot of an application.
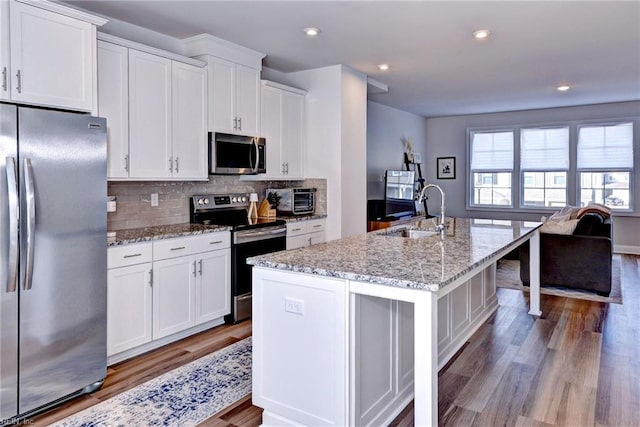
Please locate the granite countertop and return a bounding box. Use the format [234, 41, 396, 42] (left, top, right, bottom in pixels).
[248, 217, 542, 292]
[276, 213, 327, 222]
[108, 223, 231, 246]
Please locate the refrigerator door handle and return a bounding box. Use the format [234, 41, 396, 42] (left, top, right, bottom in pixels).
[23, 158, 36, 291]
[5, 157, 18, 293]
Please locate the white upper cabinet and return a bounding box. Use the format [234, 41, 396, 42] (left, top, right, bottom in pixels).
[128, 49, 173, 179]
[171, 61, 207, 179]
[183, 34, 265, 136]
[259, 81, 306, 180]
[205, 56, 260, 136]
[2, 0, 106, 111]
[98, 40, 129, 179]
[97, 35, 207, 181]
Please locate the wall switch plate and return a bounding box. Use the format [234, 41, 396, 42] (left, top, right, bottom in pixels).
[284, 297, 305, 315]
[151, 193, 159, 207]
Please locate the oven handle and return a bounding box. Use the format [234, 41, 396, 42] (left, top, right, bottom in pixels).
[234, 226, 286, 244]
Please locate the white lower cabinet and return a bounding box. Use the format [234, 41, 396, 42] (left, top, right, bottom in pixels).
[107, 232, 230, 362]
[152, 255, 196, 339]
[286, 219, 326, 250]
[107, 262, 153, 356]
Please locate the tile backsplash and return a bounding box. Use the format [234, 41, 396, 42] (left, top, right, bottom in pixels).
[107, 177, 327, 230]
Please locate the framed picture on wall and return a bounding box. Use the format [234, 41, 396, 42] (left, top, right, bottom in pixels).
[437, 157, 456, 179]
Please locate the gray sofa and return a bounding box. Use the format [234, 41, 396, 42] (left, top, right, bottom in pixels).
[520, 213, 613, 296]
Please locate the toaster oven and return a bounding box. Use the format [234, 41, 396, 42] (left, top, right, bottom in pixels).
[269, 188, 316, 215]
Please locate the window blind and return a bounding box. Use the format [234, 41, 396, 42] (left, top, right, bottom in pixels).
[520, 127, 569, 170]
[470, 131, 514, 171]
[578, 122, 634, 169]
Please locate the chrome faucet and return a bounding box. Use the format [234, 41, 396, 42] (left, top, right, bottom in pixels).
[417, 184, 446, 232]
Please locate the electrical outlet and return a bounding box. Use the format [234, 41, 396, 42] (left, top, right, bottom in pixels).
[284, 297, 305, 315]
[151, 193, 159, 207]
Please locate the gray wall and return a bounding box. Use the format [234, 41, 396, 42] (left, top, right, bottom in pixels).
[367, 101, 429, 200]
[424, 101, 640, 252]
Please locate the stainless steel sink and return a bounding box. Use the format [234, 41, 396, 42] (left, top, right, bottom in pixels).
[380, 228, 439, 239]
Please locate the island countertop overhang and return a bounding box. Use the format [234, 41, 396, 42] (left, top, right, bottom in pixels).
[247, 217, 542, 292]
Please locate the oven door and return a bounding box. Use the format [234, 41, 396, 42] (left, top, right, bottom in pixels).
[229, 226, 286, 323]
[293, 191, 316, 215]
[209, 132, 266, 175]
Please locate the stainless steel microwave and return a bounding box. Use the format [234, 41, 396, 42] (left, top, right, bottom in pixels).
[209, 132, 266, 175]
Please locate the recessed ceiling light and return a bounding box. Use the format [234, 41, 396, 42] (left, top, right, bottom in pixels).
[557, 85, 571, 92]
[473, 29, 491, 39]
[378, 64, 390, 71]
[303, 27, 320, 37]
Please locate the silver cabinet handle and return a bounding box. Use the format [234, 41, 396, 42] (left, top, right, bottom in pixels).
[192, 260, 197, 277]
[251, 139, 259, 173]
[312, 224, 322, 229]
[124, 154, 129, 172]
[198, 259, 203, 275]
[286, 162, 289, 174]
[282, 162, 285, 175]
[170, 246, 186, 251]
[209, 240, 223, 245]
[2, 67, 7, 91]
[5, 157, 18, 293]
[15, 69, 21, 93]
[292, 227, 302, 232]
[238, 117, 242, 131]
[23, 159, 35, 291]
[123, 253, 142, 259]
[149, 269, 153, 287]
[168, 157, 173, 173]
[175, 157, 179, 173]
[233, 117, 238, 130]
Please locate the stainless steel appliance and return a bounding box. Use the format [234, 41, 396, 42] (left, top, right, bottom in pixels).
[209, 132, 266, 175]
[268, 187, 316, 215]
[190, 194, 286, 323]
[0, 104, 107, 422]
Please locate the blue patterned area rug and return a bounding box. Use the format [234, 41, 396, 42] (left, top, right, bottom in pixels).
[51, 337, 252, 427]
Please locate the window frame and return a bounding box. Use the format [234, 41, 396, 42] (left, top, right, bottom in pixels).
[468, 129, 515, 208]
[466, 118, 637, 214]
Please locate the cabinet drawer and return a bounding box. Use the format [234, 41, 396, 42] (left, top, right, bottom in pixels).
[306, 219, 325, 233]
[108, 243, 153, 269]
[286, 222, 307, 236]
[191, 232, 231, 253]
[153, 236, 201, 260]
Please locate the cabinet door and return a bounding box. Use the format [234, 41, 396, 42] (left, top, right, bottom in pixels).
[235, 64, 260, 135]
[208, 56, 235, 134]
[153, 256, 196, 339]
[283, 91, 305, 178]
[107, 263, 153, 356]
[286, 234, 310, 250]
[9, 1, 93, 111]
[98, 41, 129, 179]
[308, 231, 325, 246]
[128, 49, 172, 179]
[0, 1, 10, 101]
[172, 61, 207, 179]
[260, 85, 284, 178]
[195, 249, 230, 324]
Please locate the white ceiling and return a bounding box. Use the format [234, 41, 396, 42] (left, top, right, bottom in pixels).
[64, 0, 640, 117]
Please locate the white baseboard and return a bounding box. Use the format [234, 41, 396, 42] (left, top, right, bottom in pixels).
[614, 244, 640, 255]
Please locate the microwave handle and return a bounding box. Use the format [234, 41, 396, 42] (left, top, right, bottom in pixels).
[251, 138, 259, 173]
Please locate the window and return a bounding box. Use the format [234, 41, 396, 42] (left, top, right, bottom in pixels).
[578, 122, 633, 210]
[470, 131, 514, 206]
[520, 127, 569, 208]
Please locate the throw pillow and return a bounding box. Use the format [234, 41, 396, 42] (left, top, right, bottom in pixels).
[574, 213, 604, 235]
[539, 218, 580, 235]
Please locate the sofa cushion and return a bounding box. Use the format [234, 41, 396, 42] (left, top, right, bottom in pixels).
[540, 218, 579, 235]
[573, 212, 604, 236]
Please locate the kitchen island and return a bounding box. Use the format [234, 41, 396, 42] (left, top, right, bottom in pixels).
[248, 217, 542, 427]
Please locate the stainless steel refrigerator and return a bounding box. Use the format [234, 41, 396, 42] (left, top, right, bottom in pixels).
[0, 104, 107, 422]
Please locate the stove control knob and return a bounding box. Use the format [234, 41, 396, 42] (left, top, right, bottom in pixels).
[197, 198, 204, 205]
[203, 198, 209, 205]
[241, 196, 247, 202]
[231, 197, 237, 203]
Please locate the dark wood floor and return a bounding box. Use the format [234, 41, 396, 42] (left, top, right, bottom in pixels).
[33, 255, 639, 427]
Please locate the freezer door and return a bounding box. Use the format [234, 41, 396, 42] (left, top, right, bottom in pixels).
[0, 104, 19, 420]
[17, 107, 107, 415]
